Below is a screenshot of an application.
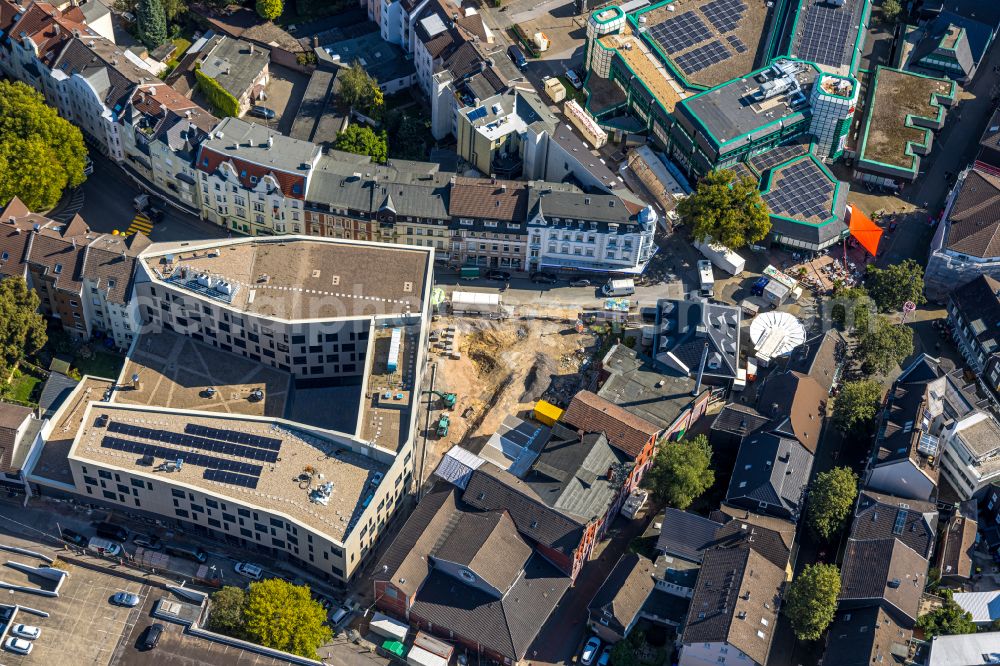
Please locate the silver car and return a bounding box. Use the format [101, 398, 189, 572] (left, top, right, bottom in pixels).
[5, 637, 32, 655]
[112, 591, 140, 607]
[10, 625, 40, 640]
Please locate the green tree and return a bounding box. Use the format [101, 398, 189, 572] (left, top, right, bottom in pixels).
[830, 284, 873, 331]
[677, 169, 771, 248]
[832, 380, 883, 436]
[0, 278, 47, 381]
[256, 0, 283, 21]
[194, 66, 241, 118]
[642, 435, 715, 510]
[242, 579, 332, 658]
[338, 63, 384, 114]
[136, 0, 167, 49]
[610, 631, 644, 666]
[865, 259, 926, 312]
[917, 589, 977, 638]
[784, 563, 841, 641]
[335, 125, 388, 163]
[207, 586, 247, 636]
[388, 112, 431, 161]
[882, 0, 902, 22]
[0, 81, 87, 211]
[806, 467, 857, 541]
[856, 315, 914, 376]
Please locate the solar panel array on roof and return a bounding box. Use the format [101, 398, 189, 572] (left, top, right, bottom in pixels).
[185, 424, 281, 451]
[795, 1, 856, 67]
[647, 12, 712, 53]
[702, 0, 747, 33]
[107, 422, 279, 462]
[726, 34, 748, 53]
[467, 107, 488, 122]
[749, 141, 811, 173]
[204, 468, 260, 489]
[675, 41, 732, 73]
[101, 436, 263, 475]
[765, 160, 835, 220]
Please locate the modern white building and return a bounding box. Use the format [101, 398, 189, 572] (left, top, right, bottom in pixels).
[808, 74, 859, 161]
[939, 411, 1000, 500]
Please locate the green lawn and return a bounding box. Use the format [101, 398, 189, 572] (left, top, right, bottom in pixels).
[73, 351, 125, 380]
[161, 37, 192, 78]
[556, 76, 588, 106]
[5, 372, 43, 405]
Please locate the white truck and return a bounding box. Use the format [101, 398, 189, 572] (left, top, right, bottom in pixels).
[694, 240, 746, 276]
[697, 260, 715, 297]
[601, 278, 635, 297]
[450, 290, 501, 315]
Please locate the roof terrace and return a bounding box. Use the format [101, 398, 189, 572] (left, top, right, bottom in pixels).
[599, 27, 687, 112]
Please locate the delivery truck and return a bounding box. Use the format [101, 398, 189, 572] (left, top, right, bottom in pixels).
[601, 278, 635, 297]
[697, 260, 715, 297]
[694, 240, 746, 276]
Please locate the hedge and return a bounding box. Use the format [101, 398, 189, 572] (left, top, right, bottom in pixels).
[195, 65, 240, 118]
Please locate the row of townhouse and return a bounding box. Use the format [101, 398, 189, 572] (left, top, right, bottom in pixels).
[0, 197, 146, 348]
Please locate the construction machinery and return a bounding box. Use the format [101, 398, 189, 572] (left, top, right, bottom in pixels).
[436, 415, 450, 438]
[424, 390, 457, 409]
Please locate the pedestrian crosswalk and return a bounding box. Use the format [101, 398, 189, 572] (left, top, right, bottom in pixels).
[125, 213, 153, 236]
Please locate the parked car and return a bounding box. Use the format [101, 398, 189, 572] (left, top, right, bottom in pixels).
[146, 203, 166, 223]
[88, 536, 123, 557]
[597, 645, 612, 666]
[83, 155, 93, 176]
[141, 623, 164, 650]
[112, 591, 140, 607]
[61, 528, 87, 547]
[581, 637, 601, 666]
[330, 604, 352, 627]
[95, 521, 129, 542]
[507, 45, 528, 70]
[565, 69, 583, 89]
[888, 219, 898, 232]
[530, 271, 558, 284]
[10, 625, 40, 640]
[164, 543, 207, 563]
[133, 534, 162, 550]
[4, 637, 32, 655]
[569, 278, 591, 287]
[486, 269, 512, 281]
[250, 105, 276, 120]
[234, 562, 263, 580]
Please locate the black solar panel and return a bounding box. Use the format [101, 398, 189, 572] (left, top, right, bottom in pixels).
[749, 141, 810, 172]
[101, 436, 263, 476]
[107, 422, 278, 463]
[764, 160, 835, 220]
[675, 40, 731, 74]
[795, 2, 855, 67]
[204, 468, 259, 489]
[647, 12, 711, 53]
[701, 0, 747, 33]
[726, 34, 748, 53]
[185, 424, 282, 451]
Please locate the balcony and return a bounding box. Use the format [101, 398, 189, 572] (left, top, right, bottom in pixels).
[490, 153, 523, 179]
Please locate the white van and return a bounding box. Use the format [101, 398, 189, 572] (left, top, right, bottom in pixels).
[88, 536, 122, 557]
[602, 278, 635, 297]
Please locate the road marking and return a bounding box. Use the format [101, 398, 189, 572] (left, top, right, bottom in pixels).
[125, 214, 153, 236]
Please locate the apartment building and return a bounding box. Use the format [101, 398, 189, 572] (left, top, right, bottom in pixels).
[448, 177, 528, 269]
[0, 197, 146, 347]
[947, 275, 1000, 402]
[939, 411, 1000, 500]
[195, 117, 321, 235]
[195, 36, 269, 116]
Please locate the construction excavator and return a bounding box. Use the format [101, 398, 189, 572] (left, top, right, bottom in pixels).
[424, 390, 457, 409]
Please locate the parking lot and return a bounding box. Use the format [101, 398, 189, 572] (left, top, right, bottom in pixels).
[256, 64, 310, 136]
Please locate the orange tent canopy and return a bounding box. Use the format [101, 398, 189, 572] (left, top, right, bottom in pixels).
[848, 205, 882, 256]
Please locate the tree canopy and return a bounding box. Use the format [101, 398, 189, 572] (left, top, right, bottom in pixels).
[642, 434, 715, 510]
[830, 284, 873, 331]
[881, 0, 902, 22]
[0, 80, 87, 211]
[917, 589, 977, 638]
[207, 586, 247, 636]
[856, 315, 914, 376]
[335, 125, 388, 163]
[338, 63, 384, 116]
[677, 169, 771, 248]
[832, 380, 883, 436]
[136, 0, 167, 49]
[865, 259, 926, 312]
[256, 0, 283, 21]
[242, 579, 333, 658]
[784, 563, 841, 641]
[387, 111, 431, 161]
[0, 278, 47, 381]
[806, 467, 857, 542]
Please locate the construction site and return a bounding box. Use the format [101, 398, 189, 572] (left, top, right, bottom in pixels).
[417, 314, 613, 481]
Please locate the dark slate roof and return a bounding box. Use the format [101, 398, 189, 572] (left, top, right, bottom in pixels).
[655, 296, 741, 380]
[709, 515, 793, 572]
[839, 538, 928, 626]
[823, 605, 912, 666]
[409, 553, 570, 661]
[944, 165, 1000, 259]
[433, 511, 533, 593]
[711, 404, 771, 439]
[596, 344, 701, 432]
[911, 19, 975, 77]
[682, 547, 784, 666]
[851, 491, 938, 560]
[949, 274, 1000, 353]
[725, 432, 813, 521]
[783, 329, 847, 394]
[462, 464, 586, 559]
[755, 371, 826, 454]
[937, 510, 977, 580]
[588, 553, 656, 634]
[655, 509, 723, 563]
[37, 372, 79, 420]
[523, 424, 627, 523]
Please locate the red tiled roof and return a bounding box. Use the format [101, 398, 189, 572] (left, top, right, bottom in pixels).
[561, 390, 660, 458]
[449, 177, 527, 221]
[197, 146, 307, 199]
